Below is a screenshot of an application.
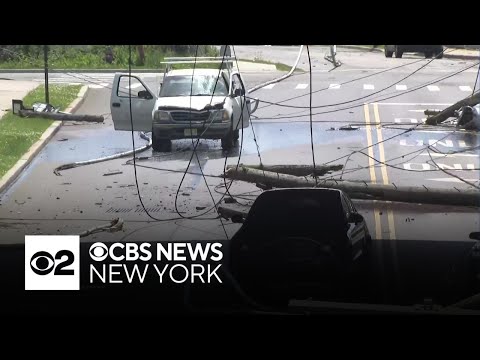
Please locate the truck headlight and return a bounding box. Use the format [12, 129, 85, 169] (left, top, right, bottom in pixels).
[154, 111, 170, 122]
[212, 109, 229, 121]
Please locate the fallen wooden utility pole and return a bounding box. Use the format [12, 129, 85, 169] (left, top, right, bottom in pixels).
[18, 110, 104, 123]
[224, 166, 480, 207]
[226, 164, 343, 177]
[425, 92, 480, 125]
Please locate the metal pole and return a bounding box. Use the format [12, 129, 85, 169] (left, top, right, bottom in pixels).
[44, 45, 49, 106]
[330, 45, 337, 66]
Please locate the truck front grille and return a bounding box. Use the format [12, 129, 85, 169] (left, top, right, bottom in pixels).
[170, 111, 211, 122]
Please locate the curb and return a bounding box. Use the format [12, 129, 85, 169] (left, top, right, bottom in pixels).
[0, 85, 90, 194]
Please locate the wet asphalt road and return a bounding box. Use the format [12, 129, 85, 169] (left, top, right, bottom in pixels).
[1, 49, 479, 244]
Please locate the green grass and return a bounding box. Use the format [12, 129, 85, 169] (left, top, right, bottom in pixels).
[0, 84, 81, 177]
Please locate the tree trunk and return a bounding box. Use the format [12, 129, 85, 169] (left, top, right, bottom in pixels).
[137, 45, 145, 66]
[224, 166, 480, 207]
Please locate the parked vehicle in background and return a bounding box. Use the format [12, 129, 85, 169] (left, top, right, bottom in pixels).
[385, 45, 444, 59]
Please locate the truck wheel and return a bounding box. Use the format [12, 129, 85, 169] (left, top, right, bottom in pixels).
[395, 47, 403, 58]
[425, 51, 433, 58]
[385, 50, 393, 58]
[221, 130, 234, 151]
[152, 134, 172, 152]
[435, 51, 444, 59]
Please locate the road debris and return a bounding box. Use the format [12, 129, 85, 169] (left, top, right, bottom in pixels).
[339, 125, 359, 131]
[103, 171, 123, 176]
[456, 104, 480, 130]
[79, 218, 124, 238]
[224, 197, 236, 204]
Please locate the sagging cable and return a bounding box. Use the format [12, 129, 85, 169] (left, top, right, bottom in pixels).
[247, 45, 304, 94]
[54, 132, 152, 176]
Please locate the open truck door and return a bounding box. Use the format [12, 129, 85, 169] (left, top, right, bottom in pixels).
[110, 73, 157, 132]
[229, 71, 251, 131]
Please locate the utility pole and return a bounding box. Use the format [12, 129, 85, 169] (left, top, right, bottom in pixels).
[324, 45, 341, 68]
[44, 45, 49, 106]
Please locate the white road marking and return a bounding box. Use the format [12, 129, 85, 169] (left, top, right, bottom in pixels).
[363, 84, 374, 90]
[295, 83, 308, 89]
[262, 84, 275, 89]
[427, 85, 440, 92]
[408, 109, 427, 112]
[419, 153, 479, 158]
[376, 102, 451, 106]
[395, 118, 418, 123]
[396, 84, 407, 91]
[329, 84, 341, 89]
[427, 178, 479, 183]
[459, 85, 472, 92]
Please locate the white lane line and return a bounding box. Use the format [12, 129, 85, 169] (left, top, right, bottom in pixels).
[427, 178, 479, 183]
[459, 85, 472, 92]
[329, 84, 341, 89]
[363, 84, 374, 90]
[427, 85, 440, 92]
[262, 84, 275, 89]
[376, 102, 451, 106]
[395, 118, 418, 123]
[420, 153, 479, 158]
[396, 84, 407, 91]
[295, 83, 308, 89]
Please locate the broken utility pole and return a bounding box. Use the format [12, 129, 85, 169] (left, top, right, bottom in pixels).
[44, 45, 49, 106]
[226, 164, 343, 177]
[224, 166, 480, 208]
[425, 92, 480, 125]
[18, 110, 104, 123]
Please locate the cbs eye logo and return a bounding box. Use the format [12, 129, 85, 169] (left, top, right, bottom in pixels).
[89, 243, 108, 262]
[30, 250, 75, 276]
[25, 235, 80, 290]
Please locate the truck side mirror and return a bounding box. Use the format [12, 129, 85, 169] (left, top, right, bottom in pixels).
[138, 90, 152, 99]
[234, 88, 244, 97]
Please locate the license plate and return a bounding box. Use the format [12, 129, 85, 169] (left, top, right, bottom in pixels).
[184, 128, 197, 136]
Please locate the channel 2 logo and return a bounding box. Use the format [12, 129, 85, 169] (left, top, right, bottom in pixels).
[25, 236, 80, 290]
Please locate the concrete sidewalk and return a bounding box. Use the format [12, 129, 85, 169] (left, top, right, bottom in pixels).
[0, 80, 39, 118]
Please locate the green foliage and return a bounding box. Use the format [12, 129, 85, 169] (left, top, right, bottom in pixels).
[0, 45, 220, 69]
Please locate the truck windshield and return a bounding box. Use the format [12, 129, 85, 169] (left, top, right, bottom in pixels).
[159, 75, 229, 97]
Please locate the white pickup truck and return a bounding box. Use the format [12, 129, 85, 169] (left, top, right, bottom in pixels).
[110, 57, 259, 152]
